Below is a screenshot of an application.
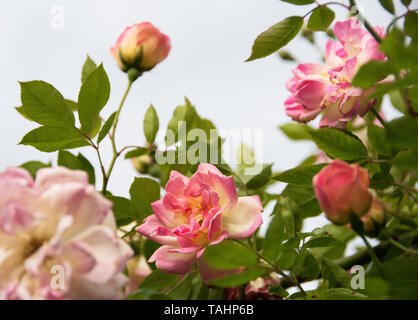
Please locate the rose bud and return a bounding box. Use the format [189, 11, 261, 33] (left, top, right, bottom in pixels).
[313, 159, 372, 225]
[110, 22, 171, 79]
[131, 154, 153, 174]
[359, 196, 385, 237]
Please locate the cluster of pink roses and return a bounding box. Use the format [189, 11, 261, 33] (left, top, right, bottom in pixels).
[0, 16, 389, 300]
[285, 18, 385, 127]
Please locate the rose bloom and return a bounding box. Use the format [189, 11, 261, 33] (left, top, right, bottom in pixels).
[285, 18, 385, 127]
[136, 164, 263, 277]
[110, 22, 171, 72]
[0, 167, 133, 300]
[313, 160, 372, 225]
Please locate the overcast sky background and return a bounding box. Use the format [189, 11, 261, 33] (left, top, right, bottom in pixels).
[0, 1, 411, 272]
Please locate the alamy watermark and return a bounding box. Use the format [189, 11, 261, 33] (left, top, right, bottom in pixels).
[50, 5, 65, 30]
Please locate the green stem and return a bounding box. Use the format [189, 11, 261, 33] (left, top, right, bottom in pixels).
[360, 234, 384, 277]
[349, 0, 382, 43]
[370, 108, 387, 127]
[102, 81, 133, 194]
[387, 237, 418, 254]
[231, 239, 306, 296]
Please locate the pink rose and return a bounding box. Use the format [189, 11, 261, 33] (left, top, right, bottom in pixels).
[136, 163, 263, 277]
[285, 18, 385, 127]
[0, 167, 133, 300]
[110, 22, 171, 73]
[313, 160, 372, 225]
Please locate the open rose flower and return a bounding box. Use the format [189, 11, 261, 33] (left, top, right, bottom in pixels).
[136, 163, 263, 276]
[0, 167, 133, 300]
[110, 22, 171, 73]
[313, 160, 372, 225]
[285, 18, 385, 127]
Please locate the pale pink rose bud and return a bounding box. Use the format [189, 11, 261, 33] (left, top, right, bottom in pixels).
[313, 160, 372, 225]
[245, 272, 281, 299]
[110, 22, 171, 77]
[131, 154, 153, 174]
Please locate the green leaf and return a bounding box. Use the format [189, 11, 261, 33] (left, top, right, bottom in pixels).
[393, 149, 418, 170]
[321, 259, 351, 288]
[322, 288, 368, 300]
[65, 99, 78, 112]
[166, 274, 192, 300]
[272, 164, 326, 186]
[370, 172, 394, 189]
[246, 16, 303, 61]
[269, 285, 289, 298]
[246, 164, 273, 189]
[15, 106, 32, 121]
[129, 177, 160, 217]
[300, 253, 320, 280]
[389, 90, 406, 113]
[378, 0, 395, 14]
[279, 123, 312, 140]
[20, 81, 75, 127]
[386, 117, 418, 149]
[58, 150, 95, 185]
[304, 237, 343, 248]
[309, 128, 367, 161]
[97, 112, 116, 144]
[143, 105, 159, 143]
[78, 64, 110, 135]
[139, 269, 179, 291]
[263, 209, 285, 261]
[352, 60, 393, 88]
[19, 126, 88, 152]
[310, 224, 355, 260]
[165, 98, 197, 146]
[405, 11, 418, 39]
[367, 125, 391, 156]
[124, 147, 150, 159]
[308, 6, 335, 32]
[364, 277, 390, 299]
[401, 0, 412, 7]
[281, 0, 315, 4]
[81, 55, 97, 83]
[209, 267, 270, 287]
[278, 249, 298, 269]
[379, 256, 418, 299]
[20, 161, 51, 178]
[204, 241, 258, 270]
[106, 195, 141, 226]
